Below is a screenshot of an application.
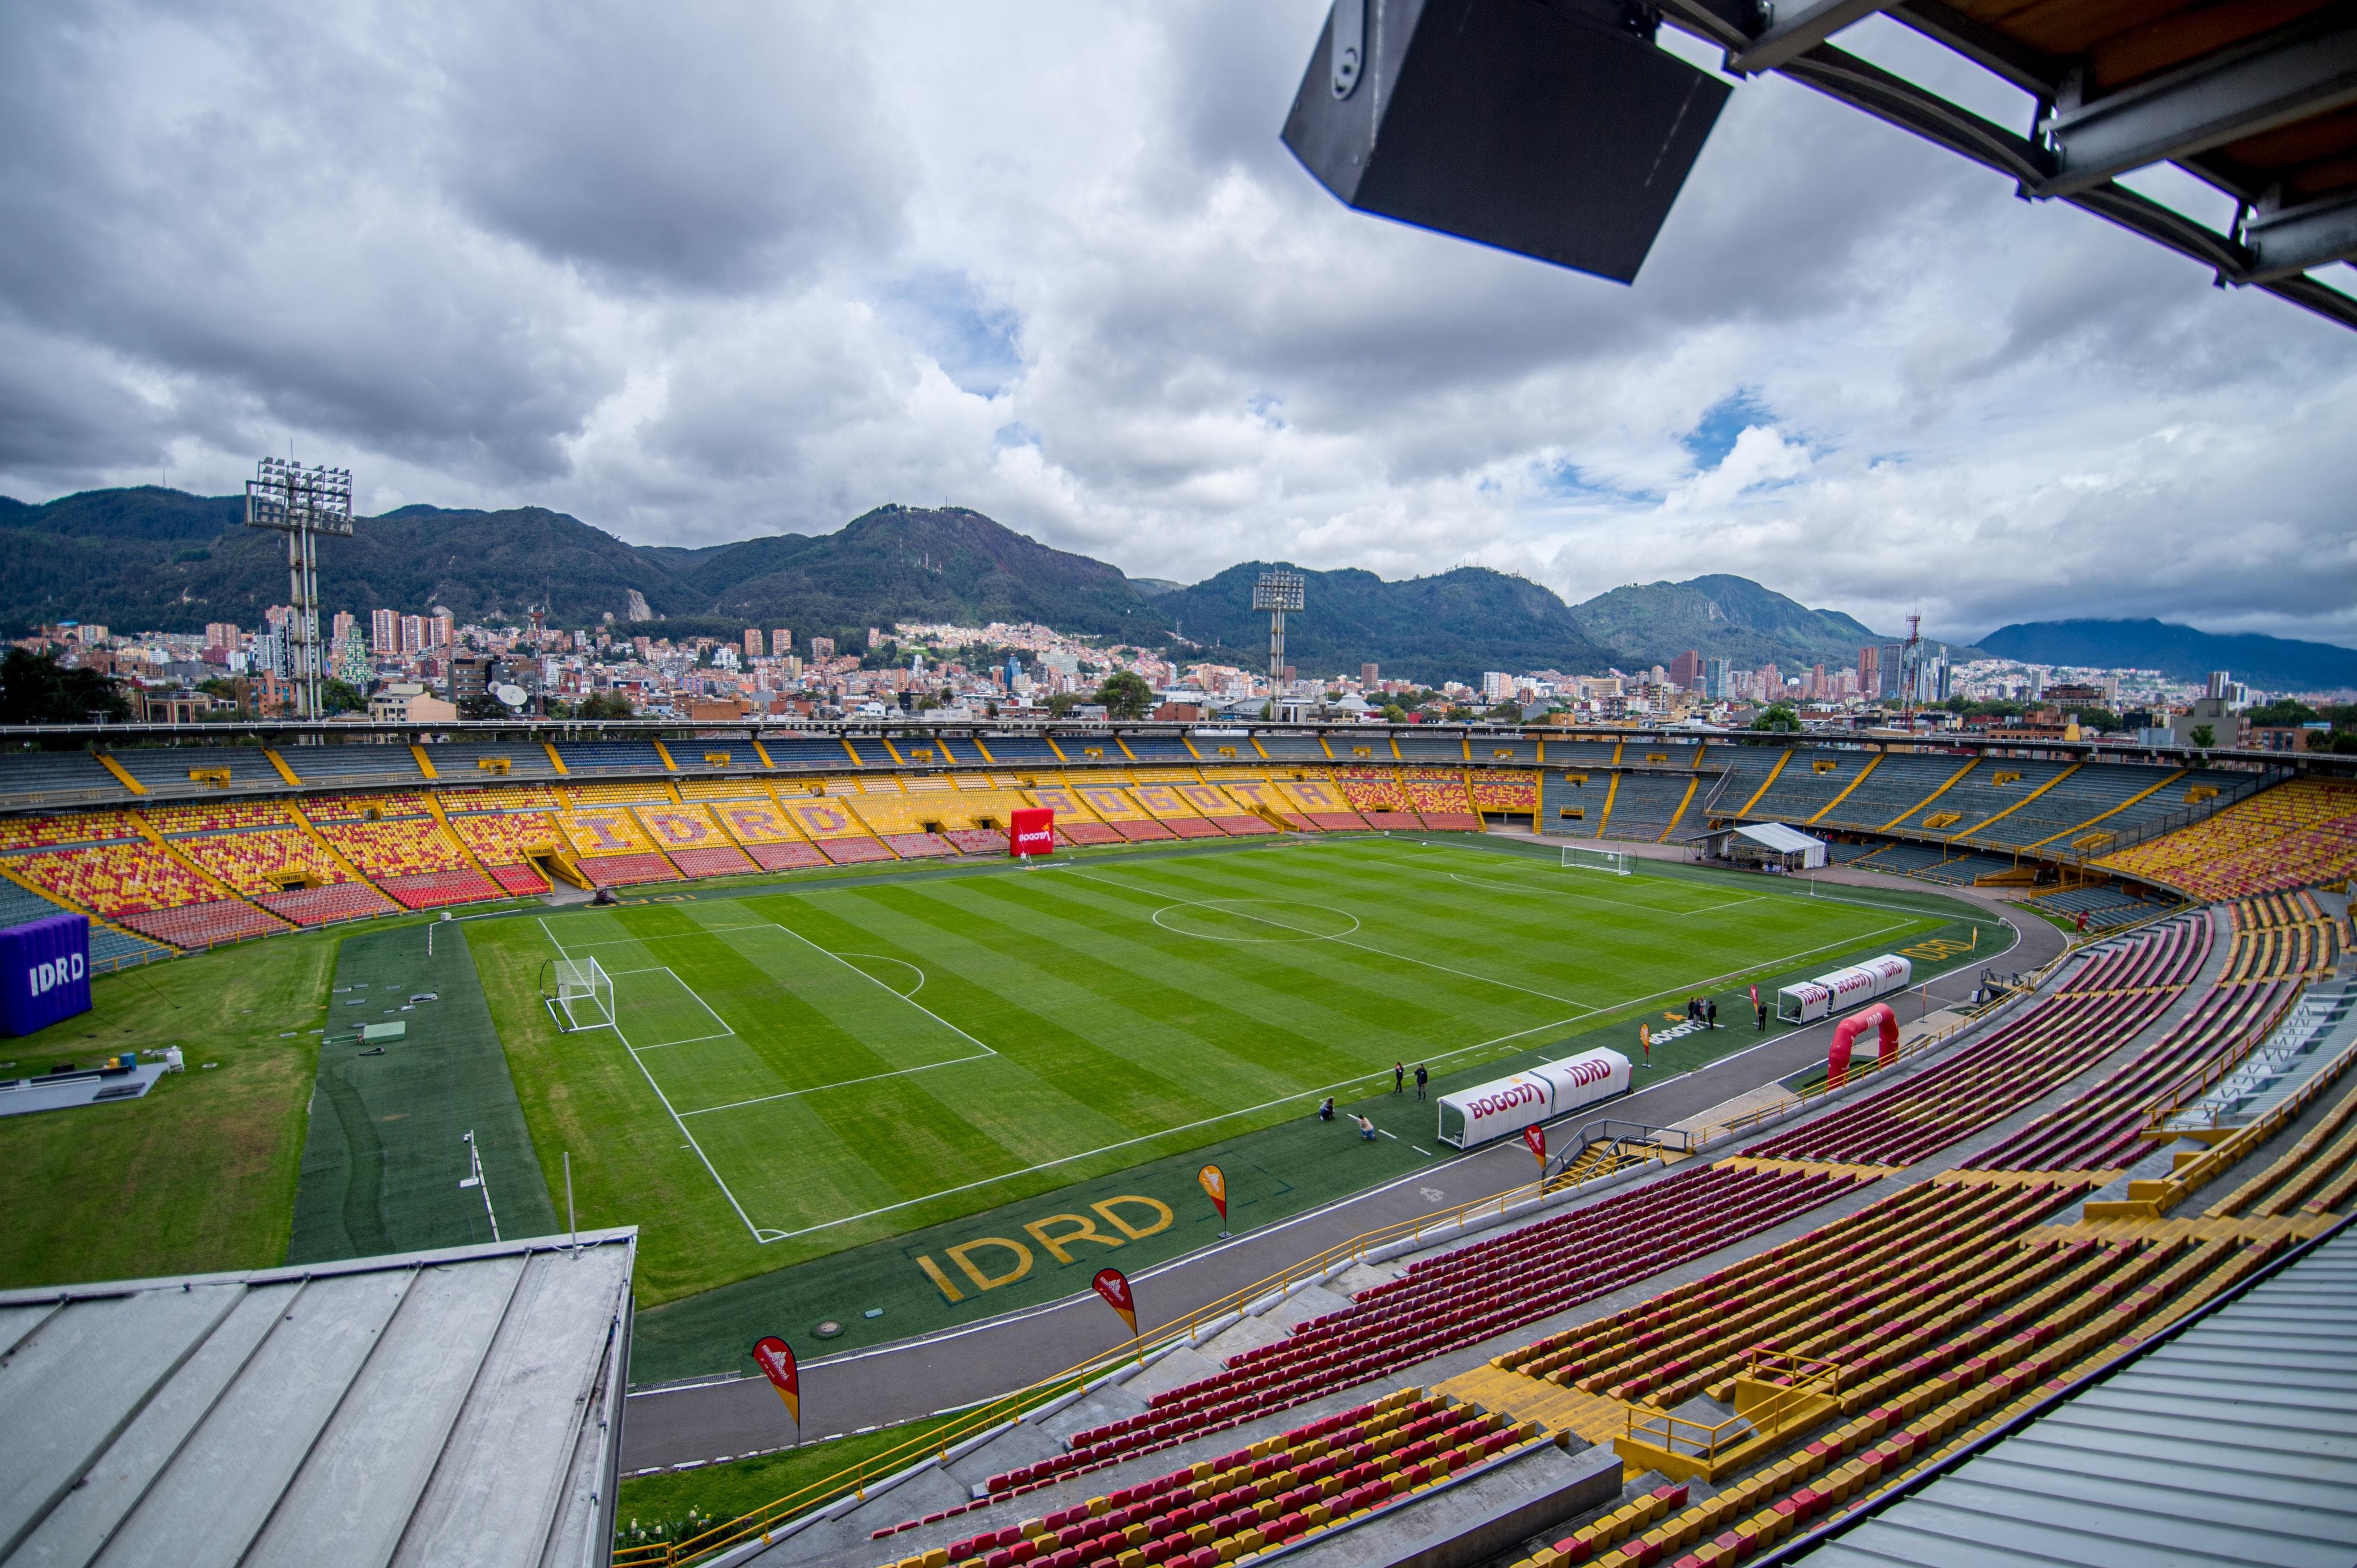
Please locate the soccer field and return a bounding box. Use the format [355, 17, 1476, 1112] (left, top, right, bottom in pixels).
[472, 837, 1973, 1302]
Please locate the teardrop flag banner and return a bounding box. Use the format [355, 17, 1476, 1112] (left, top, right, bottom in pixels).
[753, 1335, 800, 1426]
[1524, 1123, 1547, 1168]
[1198, 1163, 1228, 1223]
[1092, 1267, 1138, 1336]
[1749, 983, 1760, 1011]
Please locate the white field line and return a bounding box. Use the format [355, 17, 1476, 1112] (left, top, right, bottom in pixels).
[537, 917, 778, 1244]
[1058, 864, 1599, 1013]
[749, 1011, 1586, 1242]
[726, 917, 1002, 1060]
[1299, 836, 1701, 914]
[679, 1050, 994, 1117]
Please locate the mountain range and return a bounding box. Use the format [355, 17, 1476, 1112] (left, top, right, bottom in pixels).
[10, 484, 2342, 690]
[1979, 619, 2357, 694]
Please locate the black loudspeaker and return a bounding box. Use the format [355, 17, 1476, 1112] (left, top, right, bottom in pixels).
[1281, 0, 1731, 283]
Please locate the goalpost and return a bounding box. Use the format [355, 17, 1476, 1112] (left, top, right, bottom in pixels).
[1561, 843, 1632, 876]
[541, 957, 616, 1033]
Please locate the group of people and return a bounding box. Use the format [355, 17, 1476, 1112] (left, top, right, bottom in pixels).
[1316, 1060, 1432, 1143]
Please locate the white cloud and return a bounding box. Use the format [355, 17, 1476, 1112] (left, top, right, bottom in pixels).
[1, 0, 2351, 647]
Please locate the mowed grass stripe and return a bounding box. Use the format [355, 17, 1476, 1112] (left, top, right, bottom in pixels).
[769, 878, 1431, 1109]
[488, 838, 1977, 1292]
[1046, 859, 1598, 1013]
[1270, 843, 1920, 972]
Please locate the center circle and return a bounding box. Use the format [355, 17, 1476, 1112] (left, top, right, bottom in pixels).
[1151, 899, 1361, 942]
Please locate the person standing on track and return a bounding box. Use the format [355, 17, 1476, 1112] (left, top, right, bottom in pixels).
[1394, 1062, 1405, 1094]
[1756, 998, 1768, 1030]
[1414, 1063, 1428, 1100]
[1707, 998, 1718, 1030]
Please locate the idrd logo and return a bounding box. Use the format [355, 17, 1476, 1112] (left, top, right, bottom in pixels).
[27, 953, 85, 995]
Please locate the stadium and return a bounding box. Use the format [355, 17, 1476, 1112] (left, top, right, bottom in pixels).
[5, 0, 2356, 1561]
[1, 714, 2353, 1567]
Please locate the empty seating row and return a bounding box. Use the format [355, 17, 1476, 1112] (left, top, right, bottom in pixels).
[2100, 778, 2357, 899]
[0, 749, 125, 808]
[1807, 753, 1975, 832]
[273, 742, 425, 785]
[1504, 1222, 2289, 1568]
[1969, 981, 2291, 1173]
[1061, 1165, 1865, 1468]
[870, 1388, 1547, 1568]
[2032, 883, 2178, 930]
[1597, 774, 1695, 842]
[1747, 921, 2210, 1165]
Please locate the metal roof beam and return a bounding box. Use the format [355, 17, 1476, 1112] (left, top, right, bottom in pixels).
[2037, 10, 2357, 197]
[1888, 0, 2065, 97]
[1729, 0, 1898, 74]
[2242, 192, 2357, 282]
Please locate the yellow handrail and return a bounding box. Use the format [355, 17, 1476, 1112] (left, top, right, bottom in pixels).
[622, 918, 2126, 1564]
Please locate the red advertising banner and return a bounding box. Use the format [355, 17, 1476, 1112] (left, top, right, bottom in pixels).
[1523, 1123, 1547, 1167]
[1092, 1267, 1138, 1336]
[1198, 1163, 1227, 1222]
[1748, 983, 1760, 1011]
[1010, 806, 1056, 859]
[753, 1335, 800, 1425]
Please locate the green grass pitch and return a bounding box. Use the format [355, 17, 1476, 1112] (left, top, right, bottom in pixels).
[471, 837, 1968, 1305]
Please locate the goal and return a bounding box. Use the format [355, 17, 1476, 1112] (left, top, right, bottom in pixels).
[541, 957, 616, 1033]
[1562, 844, 1631, 876]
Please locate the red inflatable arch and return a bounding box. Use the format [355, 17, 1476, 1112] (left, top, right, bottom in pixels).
[1827, 1003, 1899, 1089]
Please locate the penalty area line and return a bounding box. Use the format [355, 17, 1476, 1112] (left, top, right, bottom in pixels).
[537, 917, 773, 1247]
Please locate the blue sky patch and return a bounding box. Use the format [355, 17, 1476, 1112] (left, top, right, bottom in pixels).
[878, 269, 1023, 397]
[1683, 389, 1773, 468]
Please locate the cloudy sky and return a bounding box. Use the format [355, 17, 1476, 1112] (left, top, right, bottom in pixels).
[3, 1, 2352, 646]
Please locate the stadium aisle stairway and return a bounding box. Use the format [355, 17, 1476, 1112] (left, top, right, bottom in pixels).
[1036, 1165, 1866, 1485]
[1745, 917, 2211, 1167]
[1971, 979, 2293, 1173]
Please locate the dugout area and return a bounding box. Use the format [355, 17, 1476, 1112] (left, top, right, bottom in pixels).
[287, 920, 558, 1263]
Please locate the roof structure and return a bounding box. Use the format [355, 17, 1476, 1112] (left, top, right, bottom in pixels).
[1733, 821, 1826, 855]
[0, 1229, 635, 1568]
[1785, 1221, 2357, 1567]
[1654, 0, 2357, 332]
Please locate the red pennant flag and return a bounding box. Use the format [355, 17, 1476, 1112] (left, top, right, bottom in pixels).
[1198, 1163, 1228, 1222]
[1524, 1123, 1547, 1166]
[753, 1336, 799, 1425]
[1092, 1267, 1138, 1336]
[1749, 983, 1760, 1010]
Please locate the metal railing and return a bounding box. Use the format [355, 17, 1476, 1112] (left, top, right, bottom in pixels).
[2138, 984, 2311, 1134]
[612, 1170, 1585, 1566]
[1623, 1350, 1840, 1467]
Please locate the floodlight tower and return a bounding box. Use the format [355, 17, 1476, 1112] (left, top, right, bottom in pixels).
[1253, 569, 1305, 687]
[1900, 610, 1923, 730]
[245, 456, 355, 721]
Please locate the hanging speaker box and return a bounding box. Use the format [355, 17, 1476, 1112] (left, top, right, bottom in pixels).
[1282, 0, 1731, 284]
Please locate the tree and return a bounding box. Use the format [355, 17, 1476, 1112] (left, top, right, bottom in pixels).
[1380, 703, 1409, 724]
[2189, 723, 2216, 748]
[2245, 699, 2319, 727]
[1751, 704, 1802, 732]
[2065, 707, 2120, 732]
[0, 649, 132, 726]
[457, 693, 509, 719]
[1047, 691, 1086, 718]
[1095, 670, 1154, 720]
[321, 679, 367, 715]
[577, 691, 635, 719]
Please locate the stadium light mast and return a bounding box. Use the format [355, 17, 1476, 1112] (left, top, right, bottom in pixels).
[1253, 569, 1305, 689]
[245, 456, 354, 721]
[1901, 610, 1922, 730]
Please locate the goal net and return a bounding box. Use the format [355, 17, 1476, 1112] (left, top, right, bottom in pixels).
[1562, 843, 1631, 876]
[541, 957, 615, 1033]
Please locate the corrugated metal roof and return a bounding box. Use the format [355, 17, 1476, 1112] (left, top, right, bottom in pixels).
[0, 1229, 634, 1568]
[1794, 1222, 2357, 1568]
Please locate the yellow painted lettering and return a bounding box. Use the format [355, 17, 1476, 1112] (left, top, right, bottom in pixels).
[916, 1254, 966, 1303]
[946, 1237, 1033, 1291]
[1023, 1212, 1126, 1265]
[1091, 1195, 1174, 1242]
